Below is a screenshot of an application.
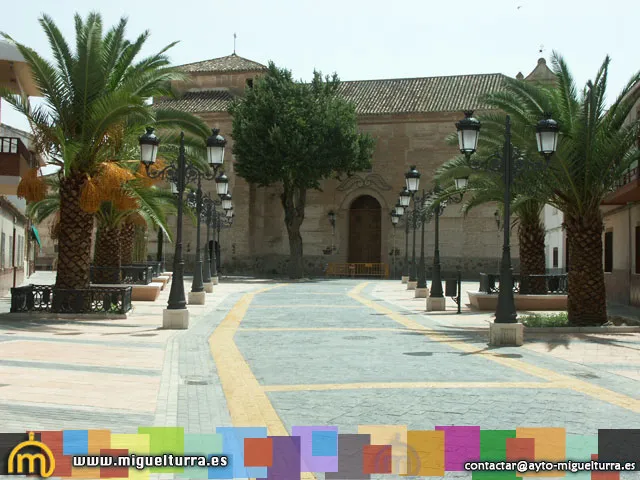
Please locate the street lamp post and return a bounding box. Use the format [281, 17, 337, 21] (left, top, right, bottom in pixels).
[328, 210, 336, 253]
[398, 189, 411, 283]
[425, 183, 462, 311]
[405, 167, 421, 290]
[454, 110, 558, 345]
[202, 196, 214, 292]
[390, 211, 400, 279]
[156, 228, 164, 273]
[412, 190, 433, 298]
[202, 191, 232, 287]
[138, 128, 227, 327]
[216, 206, 234, 273]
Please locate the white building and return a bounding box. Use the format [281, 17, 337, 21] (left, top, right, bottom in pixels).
[542, 204, 566, 274]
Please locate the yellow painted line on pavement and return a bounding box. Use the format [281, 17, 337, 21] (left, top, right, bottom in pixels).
[209, 284, 317, 480]
[349, 282, 640, 413]
[239, 327, 406, 332]
[263, 381, 567, 392]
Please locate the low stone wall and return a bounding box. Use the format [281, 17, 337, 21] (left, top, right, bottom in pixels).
[166, 253, 519, 279]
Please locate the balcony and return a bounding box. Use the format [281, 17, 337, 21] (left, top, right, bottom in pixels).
[601, 166, 640, 205]
[0, 136, 39, 195]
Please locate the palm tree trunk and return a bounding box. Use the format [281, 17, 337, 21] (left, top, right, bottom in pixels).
[55, 174, 94, 289]
[133, 225, 148, 262]
[120, 223, 135, 265]
[93, 225, 121, 283]
[518, 218, 547, 294]
[564, 210, 607, 326]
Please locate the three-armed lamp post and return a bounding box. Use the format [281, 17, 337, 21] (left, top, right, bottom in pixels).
[453, 110, 558, 345]
[138, 127, 227, 328]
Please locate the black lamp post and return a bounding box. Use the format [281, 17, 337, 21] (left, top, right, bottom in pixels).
[216, 205, 234, 272]
[411, 189, 434, 298]
[156, 228, 165, 273]
[202, 195, 213, 291]
[454, 111, 558, 342]
[138, 128, 227, 325]
[202, 190, 232, 286]
[328, 210, 336, 252]
[424, 183, 462, 311]
[404, 166, 421, 289]
[398, 188, 411, 282]
[390, 210, 400, 279]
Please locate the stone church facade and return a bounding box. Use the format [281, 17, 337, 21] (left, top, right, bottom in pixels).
[154, 55, 554, 278]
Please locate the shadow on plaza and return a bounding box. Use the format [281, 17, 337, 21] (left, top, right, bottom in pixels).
[221, 275, 360, 284]
[0, 315, 161, 337]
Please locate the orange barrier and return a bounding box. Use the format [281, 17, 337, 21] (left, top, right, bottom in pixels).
[326, 263, 389, 278]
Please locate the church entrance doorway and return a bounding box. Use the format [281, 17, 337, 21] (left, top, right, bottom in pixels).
[348, 195, 382, 263]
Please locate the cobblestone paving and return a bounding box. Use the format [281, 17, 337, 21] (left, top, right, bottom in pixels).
[222, 279, 640, 479]
[2, 274, 639, 479]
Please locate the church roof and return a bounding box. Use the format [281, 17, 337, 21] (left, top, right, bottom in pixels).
[525, 58, 555, 84]
[177, 53, 267, 73]
[154, 90, 234, 112]
[156, 70, 507, 115]
[338, 73, 506, 115]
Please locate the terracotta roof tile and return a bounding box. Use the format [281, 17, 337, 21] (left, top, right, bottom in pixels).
[337, 73, 506, 114]
[155, 73, 506, 115]
[177, 54, 267, 73]
[153, 90, 235, 113]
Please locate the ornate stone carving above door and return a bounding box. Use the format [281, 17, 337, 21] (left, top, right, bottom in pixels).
[336, 173, 392, 193]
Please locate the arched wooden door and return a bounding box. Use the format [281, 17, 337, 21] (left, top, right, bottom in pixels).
[348, 195, 382, 263]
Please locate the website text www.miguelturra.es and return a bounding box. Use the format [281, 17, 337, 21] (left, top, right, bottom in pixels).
[72, 454, 228, 470]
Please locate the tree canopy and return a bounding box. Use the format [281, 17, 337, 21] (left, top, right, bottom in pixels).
[229, 63, 375, 191]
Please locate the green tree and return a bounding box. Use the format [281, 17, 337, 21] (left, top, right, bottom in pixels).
[481, 53, 640, 325]
[1, 13, 209, 292]
[229, 63, 375, 278]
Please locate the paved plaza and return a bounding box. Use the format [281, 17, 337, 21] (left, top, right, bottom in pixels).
[0, 274, 639, 478]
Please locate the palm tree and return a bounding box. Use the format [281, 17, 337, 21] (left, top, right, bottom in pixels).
[436, 157, 547, 294]
[481, 53, 640, 325]
[0, 13, 209, 292]
[29, 176, 178, 283]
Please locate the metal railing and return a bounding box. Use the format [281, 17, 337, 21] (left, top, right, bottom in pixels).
[479, 273, 568, 294]
[325, 263, 389, 278]
[90, 265, 153, 285]
[10, 285, 132, 314]
[614, 166, 639, 188]
[130, 261, 162, 277]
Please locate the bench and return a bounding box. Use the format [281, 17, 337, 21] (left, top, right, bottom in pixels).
[92, 283, 163, 302]
[152, 276, 170, 290]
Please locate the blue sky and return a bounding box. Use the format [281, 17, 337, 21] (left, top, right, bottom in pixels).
[1, 0, 638, 131]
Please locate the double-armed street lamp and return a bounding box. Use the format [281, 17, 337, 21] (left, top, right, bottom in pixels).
[138, 127, 227, 328]
[453, 110, 558, 345]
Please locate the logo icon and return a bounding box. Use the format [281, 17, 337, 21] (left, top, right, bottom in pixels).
[372, 432, 422, 476]
[7, 432, 55, 477]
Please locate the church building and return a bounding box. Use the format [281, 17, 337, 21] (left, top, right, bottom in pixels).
[154, 54, 555, 278]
